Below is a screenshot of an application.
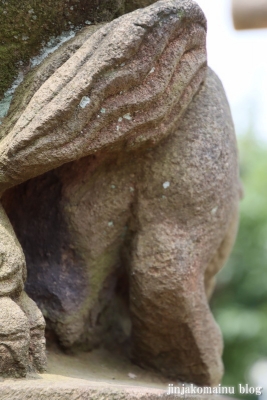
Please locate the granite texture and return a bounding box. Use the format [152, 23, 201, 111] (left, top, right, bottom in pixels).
[0, 347, 234, 399]
[0, 0, 156, 99]
[0, 0, 240, 387]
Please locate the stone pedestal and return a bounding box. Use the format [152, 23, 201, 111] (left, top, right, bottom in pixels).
[0, 347, 228, 400]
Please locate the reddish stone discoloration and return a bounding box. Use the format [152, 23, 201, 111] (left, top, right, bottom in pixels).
[0, 0, 239, 387]
[0, 0, 207, 191]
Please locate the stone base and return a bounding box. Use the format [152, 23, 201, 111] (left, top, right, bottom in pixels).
[0, 346, 225, 399]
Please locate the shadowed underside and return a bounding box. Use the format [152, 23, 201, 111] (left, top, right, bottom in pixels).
[0, 0, 240, 388]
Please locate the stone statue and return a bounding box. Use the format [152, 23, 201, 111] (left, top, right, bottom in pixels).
[0, 0, 240, 387]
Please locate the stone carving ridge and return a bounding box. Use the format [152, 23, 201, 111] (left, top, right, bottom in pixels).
[0, 0, 206, 192]
[0, 0, 240, 389]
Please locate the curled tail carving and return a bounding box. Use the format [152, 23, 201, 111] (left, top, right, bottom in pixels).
[0, 0, 207, 192]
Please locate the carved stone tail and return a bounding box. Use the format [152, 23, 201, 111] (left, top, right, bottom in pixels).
[0, 0, 207, 192]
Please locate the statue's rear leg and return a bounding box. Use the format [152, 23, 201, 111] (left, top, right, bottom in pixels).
[129, 69, 240, 386]
[205, 204, 239, 299]
[51, 156, 135, 349]
[130, 222, 224, 386]
[2, 155, 136, 350]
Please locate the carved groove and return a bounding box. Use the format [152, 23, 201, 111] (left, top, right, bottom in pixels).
[0, 0, 207, 192]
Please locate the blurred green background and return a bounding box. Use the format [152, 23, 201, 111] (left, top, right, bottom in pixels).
[211, 130, 267, 397]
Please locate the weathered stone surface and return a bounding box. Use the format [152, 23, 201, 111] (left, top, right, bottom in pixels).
[0, 346, 233, 399]
[0, 293, 46, 378]
[0, 0, 207, 191]
[0, 204, 26, 297]
[0, 202, 46, 377]
[0, 297, 29, 378]
[2, 68, 239, 385]
[0, 0, 240, 388]
[0, 0, 156, 99]
[18, 291, 47, 374]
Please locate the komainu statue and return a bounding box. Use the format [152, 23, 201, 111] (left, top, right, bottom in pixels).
[0, 0, 240, 387]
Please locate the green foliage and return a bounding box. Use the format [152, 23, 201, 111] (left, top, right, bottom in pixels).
[211, 131, 267, 396]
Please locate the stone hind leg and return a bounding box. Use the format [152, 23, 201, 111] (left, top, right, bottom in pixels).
[54, 157, 135, 349]
[1, 157, 135, 351]
[204, 204, 239, 300]
[129, 68, 240, 386]
[129, 220, 225, 386]
[4, 155, 136, 350]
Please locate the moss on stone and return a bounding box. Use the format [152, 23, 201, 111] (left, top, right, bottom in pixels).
[0, 0, 156, 100]
[125, 0, 155, 13]
[0, 45, 17, 97]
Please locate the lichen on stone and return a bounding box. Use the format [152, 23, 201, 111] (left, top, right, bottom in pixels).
[0, 0, 156, 101]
